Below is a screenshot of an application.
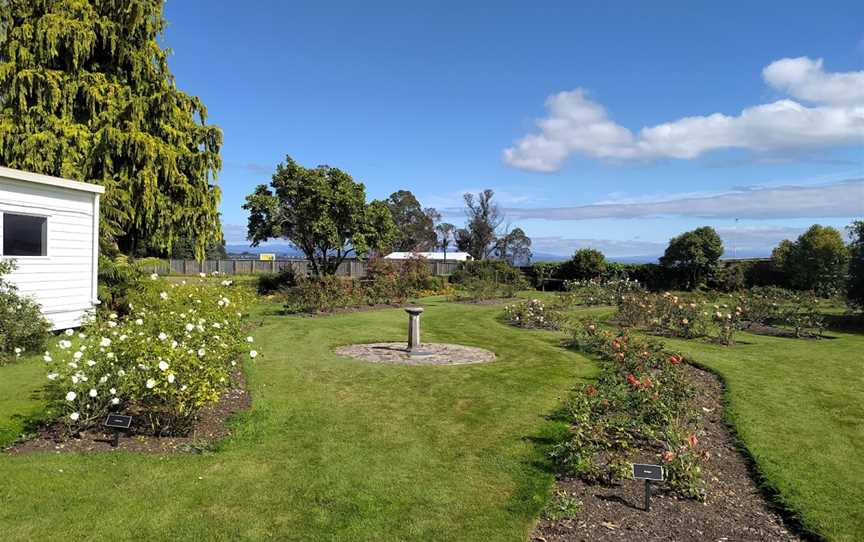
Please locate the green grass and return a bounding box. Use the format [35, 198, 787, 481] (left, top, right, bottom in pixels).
[662, 325, 864, 542]
[0, 299, 594, 541]
[2, 297, 861, 541]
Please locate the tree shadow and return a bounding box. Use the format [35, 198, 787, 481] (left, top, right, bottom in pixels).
[823, 313, 864, 334]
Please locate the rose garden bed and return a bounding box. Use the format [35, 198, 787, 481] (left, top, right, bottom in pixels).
[533, 364, 797, 541]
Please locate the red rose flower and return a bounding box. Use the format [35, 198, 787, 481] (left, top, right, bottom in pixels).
[585, 384, 597, 396]
[688, 434, 698, 448]
[668, 355, 682, 365]
[626, 374, 640, 387]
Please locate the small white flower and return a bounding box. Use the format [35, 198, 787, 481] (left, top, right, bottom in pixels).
[73, 351, 83, 360]
[197, 348, 205, 357]
[107, 321, 117, 328]
[199, 272, 206, 278]
[158, 360, 169, 371]
[87, 359, 96, 366]
[150, 273, 159, 280]
[47, 372, 58, 380]
[146, 379, 156, 389]
[180, 385, 188, 391]
[249, 350, 258, 359]
[135, 318, 144, 326]
[99, 376, 108, 384]
[171, 340, 178, 348]
[43, 354, 53, 363]
[159, 291, 168, 300]
[89, 389, 97, 398]
[110, 387, 116, 395]
[246, 336, 254, 343]
[167, 373, 175, 384]
[158, 332, 168, 341]
[117, 369, 126, 377]
[66, 391, 77, 401]
[185, 323, 194, 332]
[71, 375, 80, 384]
[100, 337, 112, 347]
[111, 397, 120, 405]
[65, 329, 75, 336]
[59, 340, 72, 349]
[70, 412, 80, 421]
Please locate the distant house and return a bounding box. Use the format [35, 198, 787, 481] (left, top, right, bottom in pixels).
[384, 251, 473, 262]
[0, 166, 104, 330]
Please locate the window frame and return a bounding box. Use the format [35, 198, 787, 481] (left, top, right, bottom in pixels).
[0, 210, 50, 259]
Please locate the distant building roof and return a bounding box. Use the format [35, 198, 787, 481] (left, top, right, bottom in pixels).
[384, 251, 472, 261]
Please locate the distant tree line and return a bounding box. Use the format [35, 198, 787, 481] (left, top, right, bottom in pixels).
[529, 222, 862, 306]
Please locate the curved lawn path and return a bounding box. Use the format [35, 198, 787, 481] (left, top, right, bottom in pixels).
[0, 300, 593, 541]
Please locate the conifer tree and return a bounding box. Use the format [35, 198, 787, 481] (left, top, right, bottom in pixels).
[0, 0, 222, 260]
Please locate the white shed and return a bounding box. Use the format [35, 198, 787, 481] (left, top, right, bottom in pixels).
[0, 166, 104, 330]
[384, 251, 473, 262]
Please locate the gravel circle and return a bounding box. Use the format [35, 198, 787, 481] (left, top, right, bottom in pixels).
[335, 342, 496, 365]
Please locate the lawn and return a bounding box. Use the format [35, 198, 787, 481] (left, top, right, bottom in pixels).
[0, 299, 594, 541]
[663, 325, 864, 542]
[1, 297, 861, 541]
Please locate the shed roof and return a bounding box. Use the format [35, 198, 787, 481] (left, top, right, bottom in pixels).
[0, 166, 105, 194]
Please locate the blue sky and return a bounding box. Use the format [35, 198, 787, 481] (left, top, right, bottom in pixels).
[162, 0, 864, 259]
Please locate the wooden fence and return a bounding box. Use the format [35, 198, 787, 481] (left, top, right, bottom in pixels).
[143, 259, 461, 277]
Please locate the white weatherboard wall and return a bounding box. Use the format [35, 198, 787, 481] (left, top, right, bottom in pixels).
[0, 167, 104, 330]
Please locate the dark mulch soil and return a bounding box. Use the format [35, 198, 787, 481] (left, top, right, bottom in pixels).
[5, 368, 251, 454]
[533, 365, 799, 542]
[742, 322, 827, 340]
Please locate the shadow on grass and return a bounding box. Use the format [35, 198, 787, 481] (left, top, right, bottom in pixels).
[824, 313, 864, 334]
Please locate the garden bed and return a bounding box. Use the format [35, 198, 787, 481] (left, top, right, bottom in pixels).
[5, 368, 251, 455]
[533, 364, 797, 541]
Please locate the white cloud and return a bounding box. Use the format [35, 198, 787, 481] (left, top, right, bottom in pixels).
[504, 57, 864, 172]
[762, 57, 864, 105]
[504, 179, 864, 220]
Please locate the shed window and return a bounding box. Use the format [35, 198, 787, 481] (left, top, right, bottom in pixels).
[3, 213, 47, 256]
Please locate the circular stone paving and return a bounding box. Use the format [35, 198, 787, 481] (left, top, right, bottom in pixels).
[335, 342, 496, 366]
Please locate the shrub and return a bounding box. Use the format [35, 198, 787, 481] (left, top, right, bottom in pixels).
[0, 260, 51, 363]
[451, 260, 528, 289]
[283, 276, 364, 313]
[257, 267, 297, 295]
[562, 277, 643, 306]
[503, 299, 565, 330]
[553, 322, 703, 499]
[711, 304, 745, 345]
[42, 275, 254, 435]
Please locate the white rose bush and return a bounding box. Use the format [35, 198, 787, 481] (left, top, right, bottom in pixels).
[44, 276, 255, 436]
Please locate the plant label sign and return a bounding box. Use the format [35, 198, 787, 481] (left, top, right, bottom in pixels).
[632, 464, 663, 481]
[104, 414, 132, 430]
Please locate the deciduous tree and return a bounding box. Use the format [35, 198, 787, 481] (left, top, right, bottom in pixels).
[847, 220, 864, 309]
[660, 227, 723, 289]
[385, 190, 440, 251]
[243, 156, 397, 276]
[461, 189, 504, 260]
[779, 225, 849, 295]
[435, 223, 456, 260]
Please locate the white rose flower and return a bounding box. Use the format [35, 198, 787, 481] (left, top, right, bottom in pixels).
[89, 389, 97, 398]
[66, 391, 77, 401]
[246, 336, 254, 343]
[70, 412, 80, 421]
[185, 323, 194, 332]
[197, 348, 205, 357]
[146, 379, 156, 389]
[167, 373, 175, 384]
[107, 321, 117, 328]
[158, 360, 169, 371]
[150, 273, 159, 280]
[159, 292, 168, 300]
[65, 329, 74, 336]
[43, 354, 53, 363]
[47, 372, 58, 380]
[71, 375, 80, 384]
[135, 318, 144, 326]
[110, 388, 116, 395]
[100, 337, 112, 347]
[73, 351, 83, 360]
[99, 376, 108, 384]
[158, 332, 168, 341]
[249, 350, 258, 359]
[111, 397, 120, 405]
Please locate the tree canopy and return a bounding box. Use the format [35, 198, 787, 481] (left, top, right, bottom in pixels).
[777, 225, 849, 295]
[494, 227, 532, 265]
[435, 222, 456, 259]
[559, 248, 606, 280]
[457, 189, 504, 260]
[0, 0, 223, 260]
[660, 226, 724, 289]
[243, 156, 397, 276]
[385, 190, 440, 251]
[847, 220, 864, 309]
